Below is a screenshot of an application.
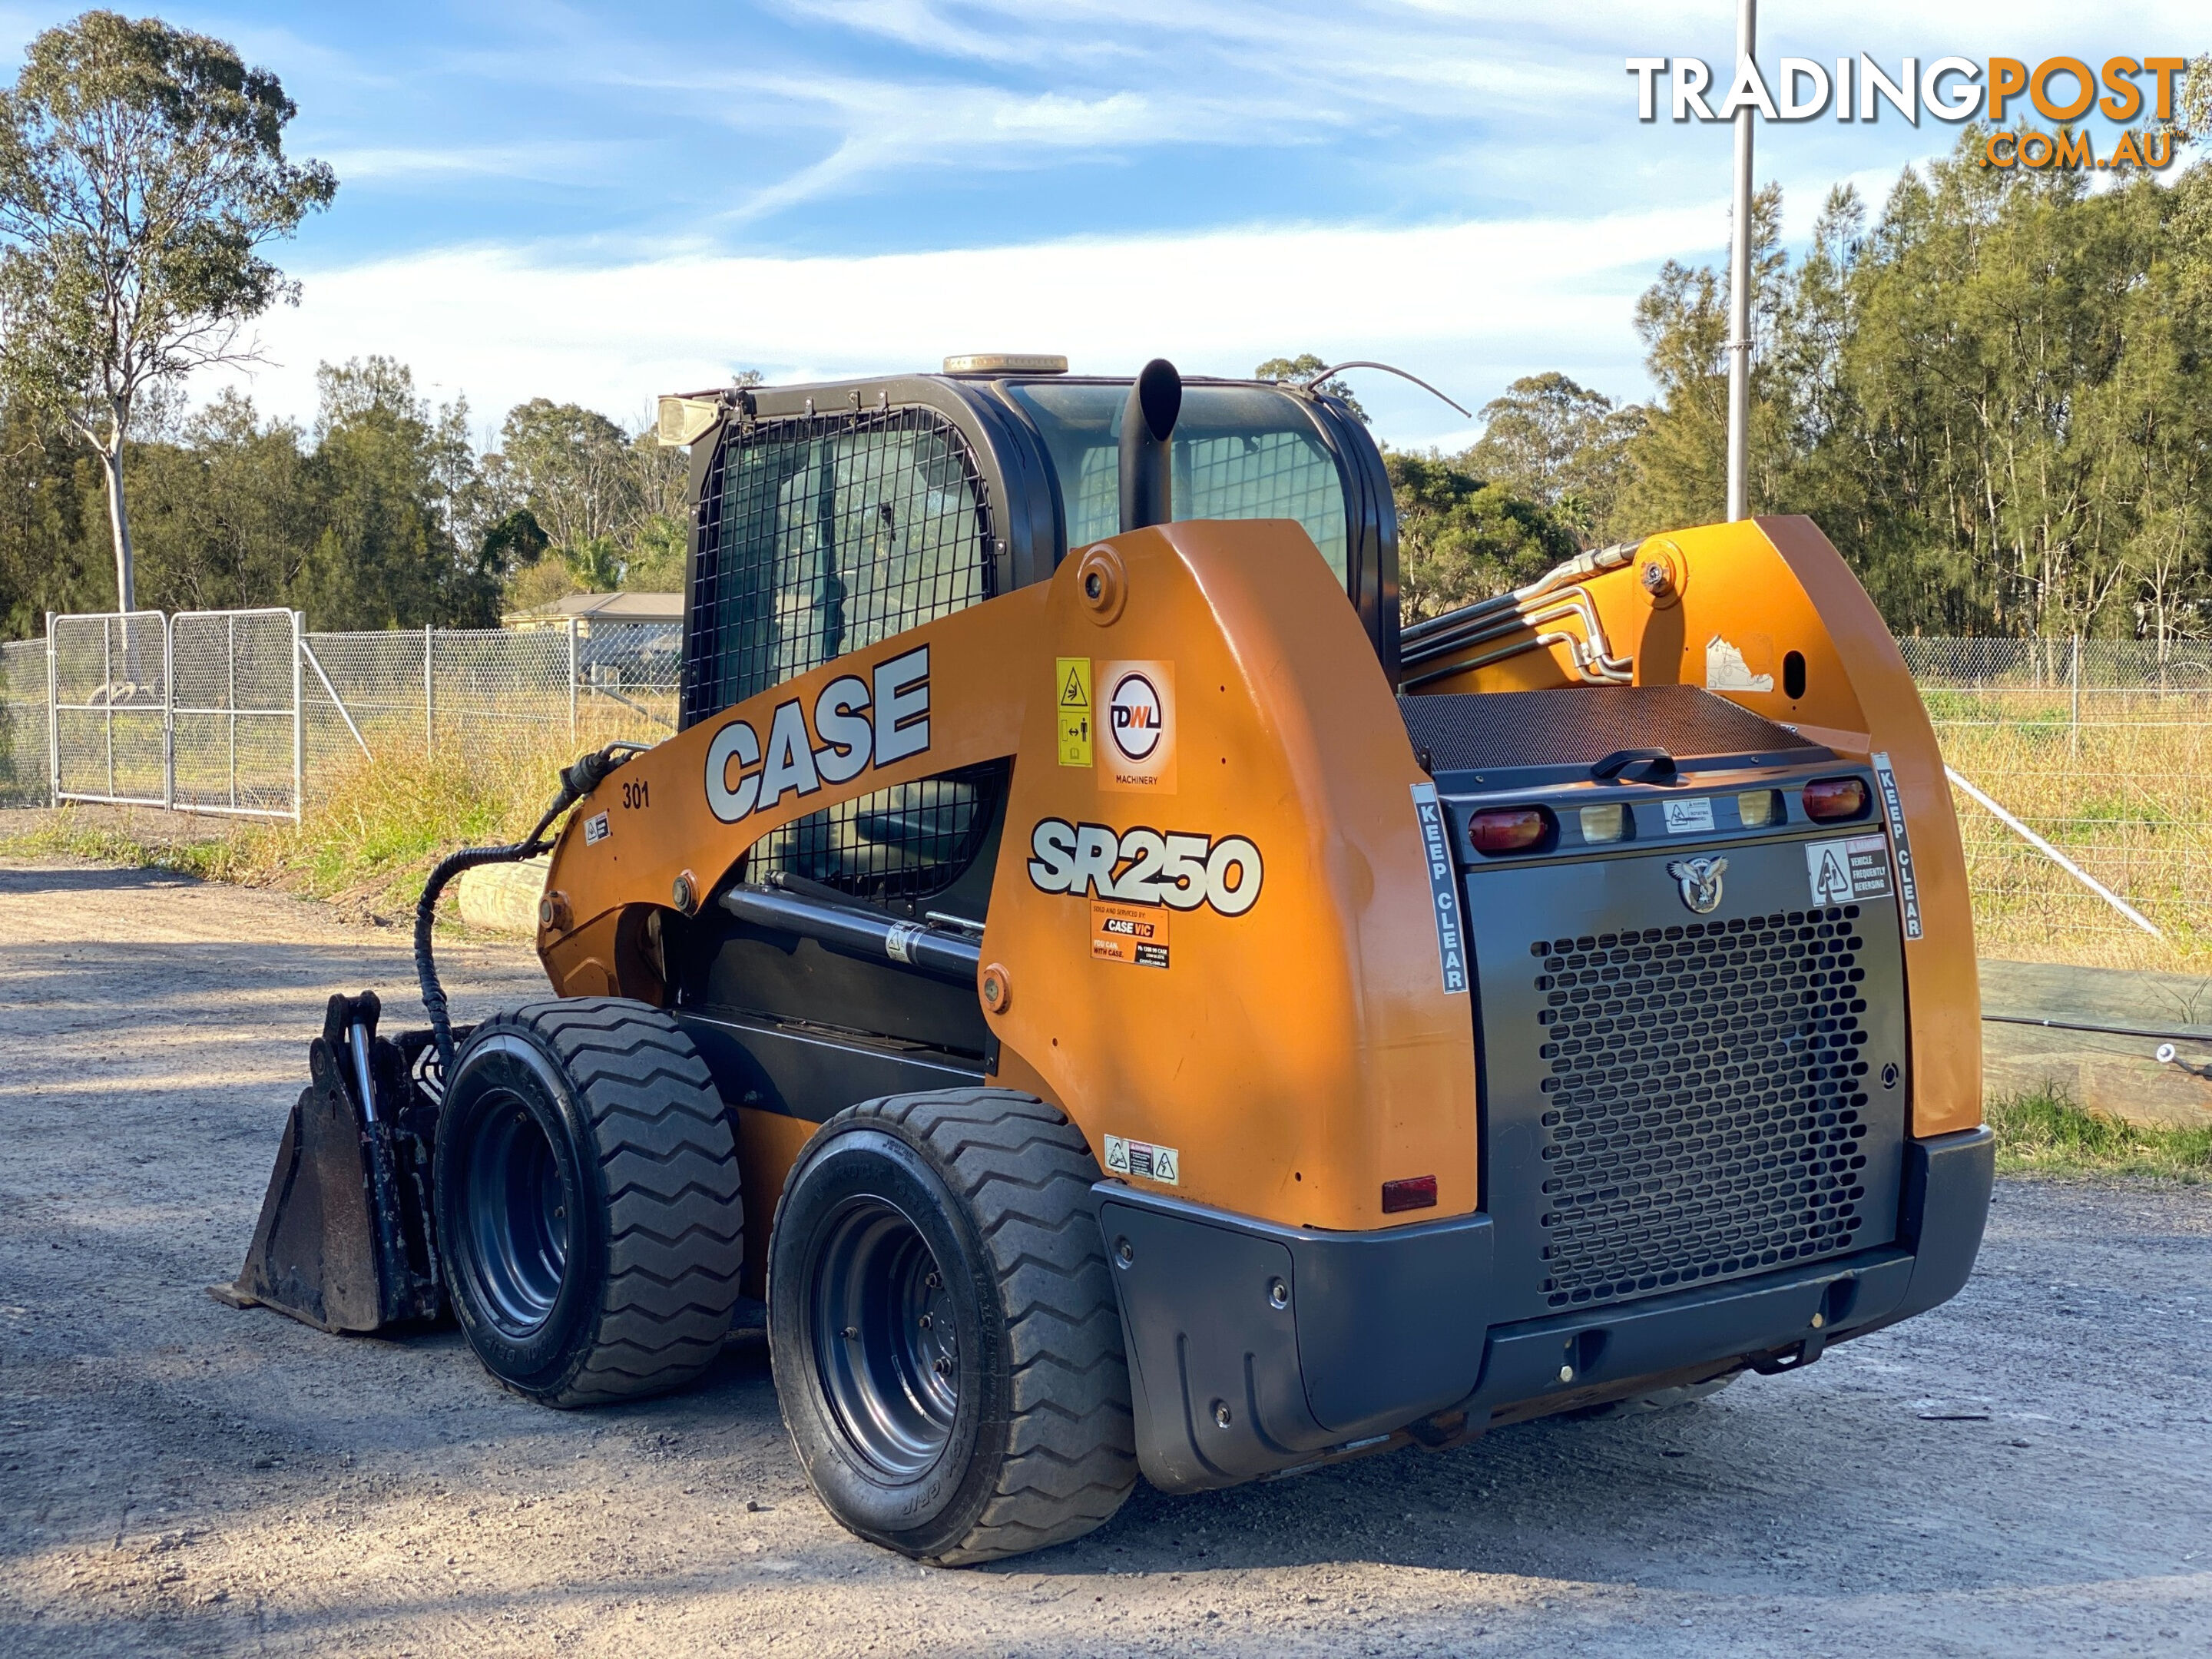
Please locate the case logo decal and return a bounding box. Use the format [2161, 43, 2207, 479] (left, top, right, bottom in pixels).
[704, 645, 930, 824]
[1667, 854, 1728, 915]
[1098, 661, 1175, 793]
[1028, 818, 1261, 916]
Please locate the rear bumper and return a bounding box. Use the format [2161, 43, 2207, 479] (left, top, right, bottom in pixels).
[1095, 1124, 1995, 1493]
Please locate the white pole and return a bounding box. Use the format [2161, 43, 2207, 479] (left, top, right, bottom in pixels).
[45, 611, 58, 807]
[2069, 634, 2081, 760]
[291, 611, 305, 822]
[424, 623, 435, 759]
[568, 616, 579, 744]
[1725, 0, 1757, 522]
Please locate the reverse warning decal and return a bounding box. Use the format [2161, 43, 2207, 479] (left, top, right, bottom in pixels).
[1091, 900, 1169, 967]
[1098, 661, 1176, 793]
[704, 645, 930, 824]
[1104, 1133, 1179, 1186]
[1028, 819, 1262, 916]
[1806, 833, 1894, 906]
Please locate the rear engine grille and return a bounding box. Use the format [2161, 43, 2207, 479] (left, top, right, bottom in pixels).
[1531, 906, 1875, 1309]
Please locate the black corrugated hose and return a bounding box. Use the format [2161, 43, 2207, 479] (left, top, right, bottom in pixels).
[415, 743, 637, 1073]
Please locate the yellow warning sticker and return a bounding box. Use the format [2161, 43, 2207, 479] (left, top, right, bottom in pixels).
[1056, 657, 1093, 767]
[1058, 657, 1092, 708]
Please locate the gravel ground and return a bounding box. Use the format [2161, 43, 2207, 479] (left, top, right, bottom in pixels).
[1, 853, 2207, 1658]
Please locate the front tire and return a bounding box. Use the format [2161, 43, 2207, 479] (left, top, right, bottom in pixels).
[769, 1090, 1137, 1564]
[435, 998, 744, 1406]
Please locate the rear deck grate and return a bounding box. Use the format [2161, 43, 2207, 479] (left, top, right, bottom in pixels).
[1530, 906, 1875, 1309]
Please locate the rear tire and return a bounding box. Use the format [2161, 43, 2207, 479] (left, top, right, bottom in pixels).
[435, 998, 744, 1406]
[768, 1089, 1136, 1565]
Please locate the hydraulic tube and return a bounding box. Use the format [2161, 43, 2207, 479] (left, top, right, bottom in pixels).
[718, 882, 983, 985]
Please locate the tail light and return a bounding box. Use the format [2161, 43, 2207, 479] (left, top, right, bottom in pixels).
[1469, 806, 1553, 854]
[1382, 1174, 1438, 1213]
[1803, 777, 1870, 822]
[1737, 790, 1779, 829]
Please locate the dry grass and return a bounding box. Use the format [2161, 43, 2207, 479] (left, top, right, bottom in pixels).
[0, 729, 591, 923]
[1929, 686, 2212, 972]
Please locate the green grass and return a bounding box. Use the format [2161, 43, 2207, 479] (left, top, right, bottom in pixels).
[1988, 1087, 2212, 1183]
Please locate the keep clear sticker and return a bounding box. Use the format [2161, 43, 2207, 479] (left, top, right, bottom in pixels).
[1410, 783, 1469, 994]
[1869, 752, 1923, 939]
[1806, 834, 1893, 906]
[1104, 1133, 1180, 1186]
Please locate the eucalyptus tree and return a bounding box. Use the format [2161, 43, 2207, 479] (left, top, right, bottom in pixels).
[0, 12, 333, 613]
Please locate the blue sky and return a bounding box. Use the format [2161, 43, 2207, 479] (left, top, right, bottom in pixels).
[2, 2, 2203, 448]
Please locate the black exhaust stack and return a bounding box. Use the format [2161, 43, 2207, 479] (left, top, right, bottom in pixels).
[1119, 357, 1182, 533]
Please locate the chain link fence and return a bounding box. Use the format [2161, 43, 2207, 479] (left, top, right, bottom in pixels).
[0, 614, 679, 813]
[1898, 636, 2212, 968]
[0, 635, 51, 806]
[4, 620, 2210, 966]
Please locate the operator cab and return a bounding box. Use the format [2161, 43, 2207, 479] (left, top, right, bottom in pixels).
[657, 356, 1397, 1111]
[667, 356, 1397, 735]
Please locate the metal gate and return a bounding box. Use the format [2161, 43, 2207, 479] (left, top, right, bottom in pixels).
[171, 609, 302, 817]
[46, 608, 303, 820]
[50, 611, 171, 809]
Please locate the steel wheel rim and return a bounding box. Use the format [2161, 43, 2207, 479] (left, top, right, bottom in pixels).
[462, 1091, 569, 1337]
[810, 1197, 957, 1479]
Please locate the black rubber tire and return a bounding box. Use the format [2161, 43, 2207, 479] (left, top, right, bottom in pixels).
[768, 1089, 1137, 1565]
[435, 997, 744, 1407]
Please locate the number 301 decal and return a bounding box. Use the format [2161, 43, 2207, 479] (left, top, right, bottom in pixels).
[1027, 818, 1263, 916]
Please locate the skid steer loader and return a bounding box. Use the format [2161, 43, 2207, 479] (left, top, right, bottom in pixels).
[223, 354, 1993, 1565]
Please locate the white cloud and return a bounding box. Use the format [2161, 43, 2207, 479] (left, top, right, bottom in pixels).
[316, 140, 634, 185]
[209, 204, 1716, 450]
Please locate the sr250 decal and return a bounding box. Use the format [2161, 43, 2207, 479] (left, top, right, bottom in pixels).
[1028, 818, 1263, 916]
[705, 646, 929, 824]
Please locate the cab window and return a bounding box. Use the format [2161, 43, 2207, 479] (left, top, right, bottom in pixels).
[1007, 382, 1350, 587]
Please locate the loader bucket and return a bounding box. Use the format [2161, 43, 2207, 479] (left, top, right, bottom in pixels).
[216, 993, 445, 1333]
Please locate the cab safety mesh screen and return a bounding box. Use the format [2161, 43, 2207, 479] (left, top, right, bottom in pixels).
[684, 408, 995, 727]
[742, 760, 1008, 904]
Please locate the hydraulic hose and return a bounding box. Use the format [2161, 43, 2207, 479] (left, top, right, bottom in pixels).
[415, 743, 641, 1075]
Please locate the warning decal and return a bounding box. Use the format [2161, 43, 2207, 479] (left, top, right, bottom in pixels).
[1869, 752, 1924, 939]
[1056, 657, 1093, 767]
[1091, 899, 1169, 968]
[1411, 783, 1469, 994]
[1104, 1133, 1180, 1186]
[584, 812, 610, 845]
[1806, 834, 1893, 906]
